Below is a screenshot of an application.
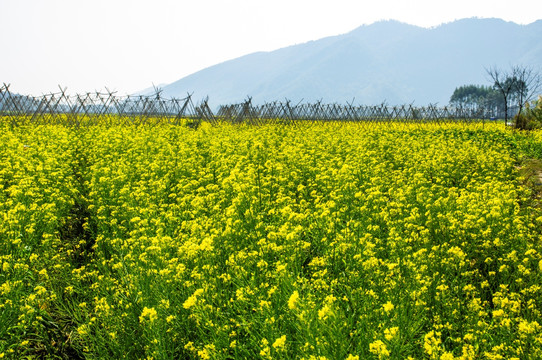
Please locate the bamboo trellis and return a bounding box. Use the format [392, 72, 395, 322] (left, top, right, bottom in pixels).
[1, 84, 496, 127]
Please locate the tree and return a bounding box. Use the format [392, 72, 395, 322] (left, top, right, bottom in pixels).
[449, 84, 504, 115]
[510, 65, 542, 122]
[486, 65, 542, 128]
[486, 67, 516, 126]
[450, 85, 482, 108]
[480, 88, 506, 115]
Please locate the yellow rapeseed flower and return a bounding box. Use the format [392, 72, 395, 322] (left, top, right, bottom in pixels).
[139, 307, 157, 323]
[288, 291, 299, 310]
[369, 340, 390, 359]
[383, 301, 394, 313]
[272, 335, 287, 350]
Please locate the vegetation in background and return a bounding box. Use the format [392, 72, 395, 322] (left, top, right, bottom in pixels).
[486, 65, 542, 128]
[516, 96, 542, 130]
[450, 65, 541, 129]
[449, 84, 503, 112]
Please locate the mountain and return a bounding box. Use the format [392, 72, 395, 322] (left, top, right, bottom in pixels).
[154, 18, 542, 106]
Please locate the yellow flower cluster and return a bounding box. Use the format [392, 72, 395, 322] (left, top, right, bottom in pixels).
[1, 119, 542, 359]
[139, 306, 158, 323]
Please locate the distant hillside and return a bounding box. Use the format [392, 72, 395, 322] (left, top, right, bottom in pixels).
[0, 89, 34, 111]
[153, 18, 542, 106]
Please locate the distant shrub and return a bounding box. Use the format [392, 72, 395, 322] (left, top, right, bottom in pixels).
[515, 95, 542, 130]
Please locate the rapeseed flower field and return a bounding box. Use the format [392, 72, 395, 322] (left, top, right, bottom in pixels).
[1, 120, 541, 359]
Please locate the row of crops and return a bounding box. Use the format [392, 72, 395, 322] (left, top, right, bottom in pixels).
[1, 120, 542, 359]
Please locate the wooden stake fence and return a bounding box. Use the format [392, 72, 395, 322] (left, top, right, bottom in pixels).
[1, 84, 495, 127]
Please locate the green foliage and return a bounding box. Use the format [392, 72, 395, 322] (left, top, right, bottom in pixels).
[449, 84, 503, 112]
[515, 96, 542, 130]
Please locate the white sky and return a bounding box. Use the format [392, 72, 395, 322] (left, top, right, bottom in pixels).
[1, 0, 541, 95]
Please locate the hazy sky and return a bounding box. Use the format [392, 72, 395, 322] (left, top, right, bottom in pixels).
[1, 0, 541, 95]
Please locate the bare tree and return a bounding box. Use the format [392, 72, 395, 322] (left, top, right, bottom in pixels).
[511, 65, 542, 119]
[487, 65, 542, 128]
[486, 66, 516, 126]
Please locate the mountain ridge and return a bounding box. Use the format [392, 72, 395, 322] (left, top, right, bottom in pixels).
[151, 18, 542, 106]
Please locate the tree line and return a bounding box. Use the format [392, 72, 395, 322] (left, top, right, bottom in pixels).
[450, 65, 541, 128]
